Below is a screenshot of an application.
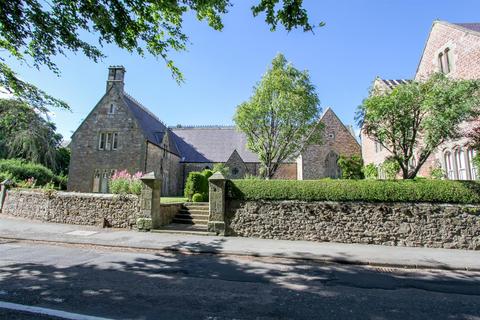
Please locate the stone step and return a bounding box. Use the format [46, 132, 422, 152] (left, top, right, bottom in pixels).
[175, 213, 209, 220]
[172, 218, 208, 225]
[183, 203, 209, 210]
[179, 209, 209, 216]
[151, 224, 214, 236]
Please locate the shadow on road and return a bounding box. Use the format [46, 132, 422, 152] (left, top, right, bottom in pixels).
[0, 239, 479, 319]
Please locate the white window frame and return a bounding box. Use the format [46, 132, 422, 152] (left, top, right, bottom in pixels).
[444, 151, 454, 180]
[467, 148, 477, 180]
[455, 148, 467, 180]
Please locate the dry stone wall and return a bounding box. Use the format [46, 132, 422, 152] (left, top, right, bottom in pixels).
[2, 189, 142, 228]
[226, 200, 480, 250]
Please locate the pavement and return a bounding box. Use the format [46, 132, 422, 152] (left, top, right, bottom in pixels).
[0, 215, 479, 271]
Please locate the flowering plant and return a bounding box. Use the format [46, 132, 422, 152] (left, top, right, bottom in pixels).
[109, 170, 143, 195]
[17, 177, 37, 189]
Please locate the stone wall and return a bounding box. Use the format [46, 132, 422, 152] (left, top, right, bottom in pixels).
[2, 189, 142, 228]
[225, 200, 480, 250]
[152, 203, 182, 228]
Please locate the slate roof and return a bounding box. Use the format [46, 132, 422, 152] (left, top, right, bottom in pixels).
[454, 23, 480, 33]
[171, 126, 260, 163]
[380, 79, 411, 90]
[123, 94, 180, 155]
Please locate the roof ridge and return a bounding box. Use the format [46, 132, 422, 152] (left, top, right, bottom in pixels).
[170, 125, 236, 129]
[124, 92, 168, 128]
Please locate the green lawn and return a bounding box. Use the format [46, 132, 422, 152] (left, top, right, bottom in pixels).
[160, 197, 188, 204]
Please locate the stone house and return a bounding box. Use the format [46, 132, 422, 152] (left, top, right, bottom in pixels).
[297, 108, 361, 179]
[361, 21, 480, 179]
[68, 66, 360, 195]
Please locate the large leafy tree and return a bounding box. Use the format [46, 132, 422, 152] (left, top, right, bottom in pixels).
[0, 98, 64, 171]
[357, 73, 480, 179]
[1, 0, 321, 113]
[234, 53, 322, 178]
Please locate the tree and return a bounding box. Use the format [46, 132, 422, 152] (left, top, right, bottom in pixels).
[0, 98, 63, 171]
[234, 53, 322, 178]
[1, 1, 321, 113]
[357, 73, 480, 179]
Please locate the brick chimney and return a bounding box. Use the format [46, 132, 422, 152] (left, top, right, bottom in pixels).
[106, 65, 126, 92]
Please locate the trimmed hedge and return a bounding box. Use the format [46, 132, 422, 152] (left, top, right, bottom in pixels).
[184, 172, 208, 200]
[227, 179, 480, 204]
[0, 158, 64, 187]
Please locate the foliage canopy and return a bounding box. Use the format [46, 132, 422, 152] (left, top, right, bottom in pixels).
[234, 53, 322, 178]
[1, 0, 320, 112]
[357, 74, 480, 179]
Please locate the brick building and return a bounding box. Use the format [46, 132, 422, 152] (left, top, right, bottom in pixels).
[361, 21, 480, 179]
[68, 66, 360, 195]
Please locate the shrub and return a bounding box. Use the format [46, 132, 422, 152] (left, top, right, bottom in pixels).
[184, 171, 208, 200]
[337, 155, 364, 179]
[192, 193, 204, 202]
[430, 167, 445, 180]
[244, 174, 263, 180]
[363, 163, 378, 180]
[380, 157, 400, 180]
[109, 170, 143, 195]
[0, 158, 62, 186]
[201, 169, 214, 179]
[227, 179, 480, 204]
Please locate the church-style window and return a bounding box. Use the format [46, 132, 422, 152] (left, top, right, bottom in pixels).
[99, 133, 106, 150]
[438, 52, 444, 73]
[108, 104, 115, 114]
[106, 133, 113, 150]
[328, 132, 335, 140]
[444, 48, 451, 74]
[232, 167, 239, 175]
[112, 133, 118, 150]
[98, 132, 118, 150]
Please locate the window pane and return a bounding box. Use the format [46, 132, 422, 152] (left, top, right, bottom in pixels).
[444, 49, 451, 74]
[113, 133, 118, 150]
[438, 53, 444, 73]
[106, 133, 112, 150]
[455, 149, 467, 180]
[99, 133, 106, 150]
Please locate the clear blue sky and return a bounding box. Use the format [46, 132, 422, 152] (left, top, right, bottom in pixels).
[8, 0, 480, 139]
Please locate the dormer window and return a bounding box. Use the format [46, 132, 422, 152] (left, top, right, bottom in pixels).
[108, 104, 115, 114]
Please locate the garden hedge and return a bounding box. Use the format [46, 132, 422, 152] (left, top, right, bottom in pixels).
[227, 179, 480, 204]
[0, 158, 65, 187]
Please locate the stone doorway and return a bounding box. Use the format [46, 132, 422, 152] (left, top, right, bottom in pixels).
[325, 151, 341, 178]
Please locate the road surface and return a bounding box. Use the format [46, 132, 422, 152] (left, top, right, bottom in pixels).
[0, 239, 479, 319]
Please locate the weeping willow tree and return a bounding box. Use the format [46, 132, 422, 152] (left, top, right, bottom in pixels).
[0, 98, 63, 171]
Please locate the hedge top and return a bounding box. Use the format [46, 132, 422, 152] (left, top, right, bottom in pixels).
[227, 179, 480, 204]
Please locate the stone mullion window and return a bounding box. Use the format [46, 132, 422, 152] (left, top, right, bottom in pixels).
[98, 132, 119, 151]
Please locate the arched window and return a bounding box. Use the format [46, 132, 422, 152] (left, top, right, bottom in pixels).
[444, 48, 451, 74]
[438, 52, 444, 73]
[455, 148, 467, 180]
[444, 151, 454, 179]
[467, 148, 477, 180]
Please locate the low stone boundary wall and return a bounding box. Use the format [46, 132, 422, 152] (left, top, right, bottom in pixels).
[153, 203, 183, 228]
[2, 189, 142, 228]
[225, 200, 480, 250]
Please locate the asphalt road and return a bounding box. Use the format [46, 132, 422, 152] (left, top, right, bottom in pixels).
[0, 239, 479, 320]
